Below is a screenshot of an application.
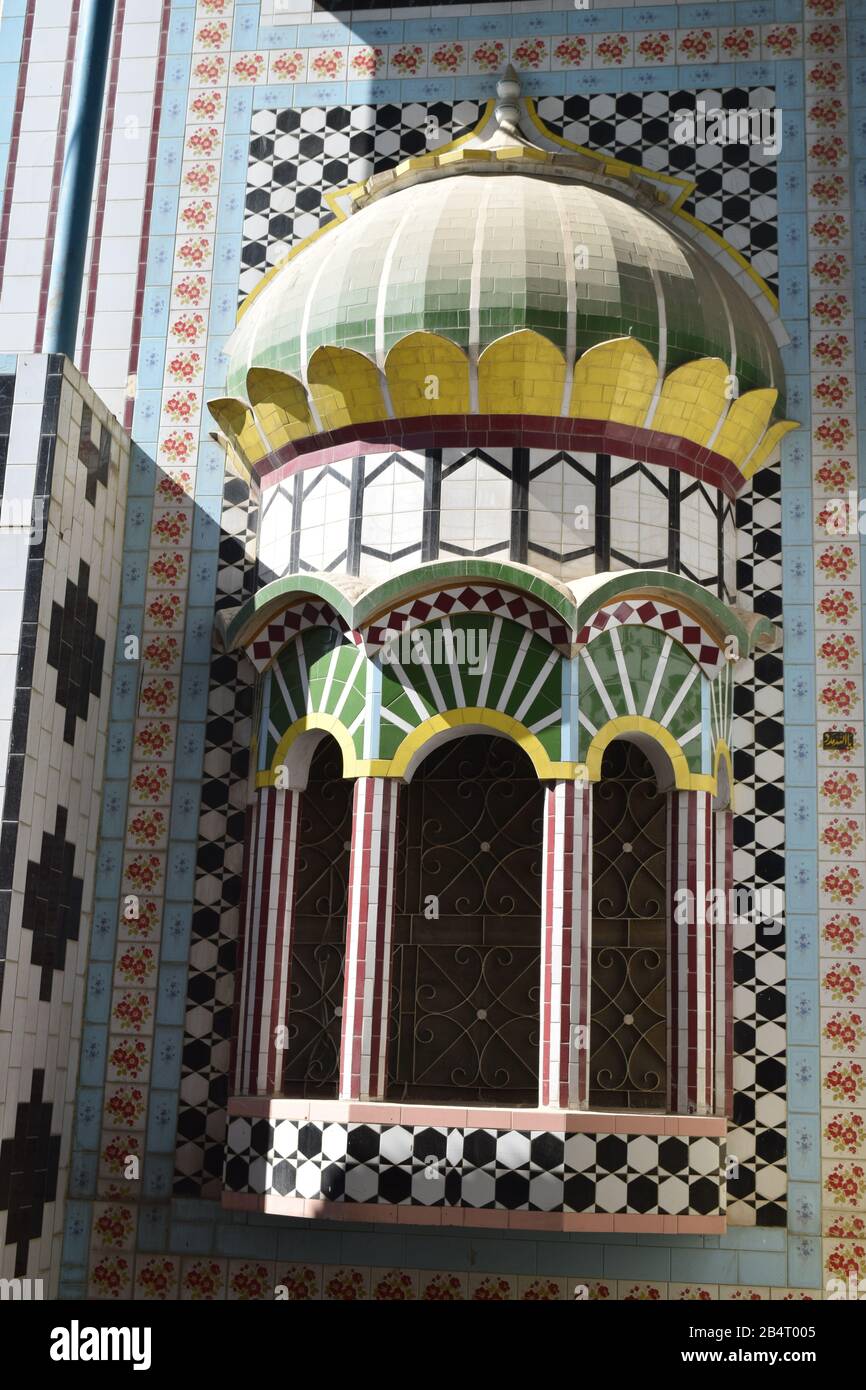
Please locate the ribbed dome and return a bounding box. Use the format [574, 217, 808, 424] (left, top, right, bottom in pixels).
[225, 170, 784, 407]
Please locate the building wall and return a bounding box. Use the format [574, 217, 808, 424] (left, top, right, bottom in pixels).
[0, 0, 860, 1300]
[0, 354, 129, 1294]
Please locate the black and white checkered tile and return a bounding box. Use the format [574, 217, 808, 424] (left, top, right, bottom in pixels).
[730, 461, 786, 1226]
[537, 89, 778, 294]
[241, 89, 778, 305]
[224, 1118, 725, 1216]
[175, 475, 258, 1197]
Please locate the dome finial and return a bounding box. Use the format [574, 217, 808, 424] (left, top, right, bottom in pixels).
[495, 64, 523, 139]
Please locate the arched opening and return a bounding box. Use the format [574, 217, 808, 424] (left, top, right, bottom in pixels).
[280, 735, 352, 1098]
[386, 733, 543, 1106]
[589, 740, 668, 1111]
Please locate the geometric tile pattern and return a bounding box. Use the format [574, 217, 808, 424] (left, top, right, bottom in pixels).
[576, 600, 725, 676]
[46, 558, 105, 745]
[729, 461, 786, 1226]
[0, 363, 128, 1290]
[537, 88, 778, 296]
[247, 601, 350, 670]
[242, 88, 778, 304]
[77, 403, 110, 507]
[175, 475, 258, 1198]
[0, 1070, 60, 1277]
[224, 1118, 726, 1217]
[259, 448, 734, 595]
[364, 585, 571, 655]
[21, 806, 83, 1004]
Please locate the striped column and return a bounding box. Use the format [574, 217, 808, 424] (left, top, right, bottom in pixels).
[339, 778, 401, 1101]
[234, 786, 302, 1096]
[539, 778, 592, 1109]
[714, 809, 734, 1117]
[668, 790, 714, 1116]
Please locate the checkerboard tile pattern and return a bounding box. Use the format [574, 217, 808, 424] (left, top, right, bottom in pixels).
[241, 89, 778, 305]
[175, 476, 258, 1197]
[730, 461, 786, 1226]
[224, 1117, 726, 1217]
[537, 89, 778, 294]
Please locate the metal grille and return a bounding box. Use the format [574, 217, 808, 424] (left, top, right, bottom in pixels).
[387, 735, 543, 1106]
[280, 737, 351, 1098]
[590, 741, 668, 1110]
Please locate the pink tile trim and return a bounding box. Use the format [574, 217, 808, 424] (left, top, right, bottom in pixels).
[79, 0, 126, 375]
[397, 1206, 441, 1226]
[562, 1214, 615, 1232]
[507, 1211, 563, 1231]
[510, 1110, 569, 1130]
[221, 1192, 263, 1211]
[401, 1107, 468, 1126]
[669, 1116, 727, 1136]
[0, 0, 35, 303]
[677, 1216, 726, 1234]
[613, 1114, 667, 1134]
[33, 0, 83, 353]
[222, 1186, 726, 1233]
[259, 417, 745, 501]
[563, 1114, 621, 1133]
[346, 1103, 403, 1123]
[464, 1109, 512, 1128]
[124, 0, 171, 431]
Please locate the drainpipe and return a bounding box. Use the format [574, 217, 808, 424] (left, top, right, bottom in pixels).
[43, 0, 116, 358]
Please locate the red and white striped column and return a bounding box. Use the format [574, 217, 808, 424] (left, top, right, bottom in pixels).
[339, 777, 401, 1101]
[539, 777, 593, 1109]
[714, 809, 734, 1117]
[234, 786, 302, 1095]
[668, 789, 715, 1116]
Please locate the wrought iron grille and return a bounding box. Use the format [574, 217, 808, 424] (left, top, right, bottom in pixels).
[590, 741, 668, 1110]
[280, 736, 351, 1098]
[387, 735, 543, 1106]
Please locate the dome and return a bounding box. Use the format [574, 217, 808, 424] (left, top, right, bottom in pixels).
[225, 169, 784, 406]
[212, 76, 795, 484]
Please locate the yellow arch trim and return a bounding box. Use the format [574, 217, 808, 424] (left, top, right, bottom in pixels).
[523, 101, 778, 312]
[259, 713, 389, 787]
[714, 388, 777, 469]
[478, 331, 566, 416]
[652, 358, 729, 446]
[387, 708, 576, 781]
[307, 345, 387, 432]
[247, 367, 314, 451]
[385, 332, 470, 416]
[570, 337, 658, 424]
[585, 715, 716, 793]
[208, 397, 268, 465]
[742, 418, 800, 480]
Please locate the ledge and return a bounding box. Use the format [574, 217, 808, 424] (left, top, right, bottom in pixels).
[222, 1098, 728, 1232]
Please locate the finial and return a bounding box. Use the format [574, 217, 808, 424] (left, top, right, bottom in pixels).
[495, 64, 522, 137]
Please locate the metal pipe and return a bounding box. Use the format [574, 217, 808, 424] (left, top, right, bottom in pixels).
[43, 0, 116, 358]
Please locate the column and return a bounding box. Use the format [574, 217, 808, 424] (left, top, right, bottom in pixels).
[714, 809, 734, 1116]
[668, 789, 715, 1115]
[539, 777, 592, 1109]
[233, 786, 302, 1095]
[339, 777, 401, 1101]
